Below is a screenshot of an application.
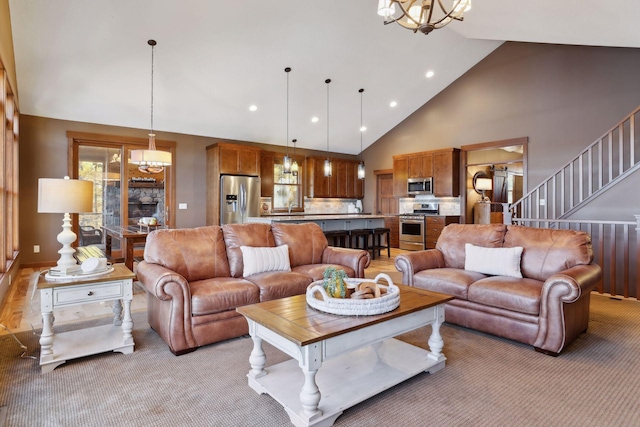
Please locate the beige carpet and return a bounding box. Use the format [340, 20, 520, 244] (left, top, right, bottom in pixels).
[0, 294, 638, 427]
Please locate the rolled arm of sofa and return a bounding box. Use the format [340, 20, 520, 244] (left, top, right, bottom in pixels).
[321, 247, 371, 278]
[534, 264, 602, 354]
[394, 250, 446, 286]
[136, 261, 193, 306]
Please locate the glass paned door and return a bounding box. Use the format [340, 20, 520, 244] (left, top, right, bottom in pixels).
[77, 145, 122, 247]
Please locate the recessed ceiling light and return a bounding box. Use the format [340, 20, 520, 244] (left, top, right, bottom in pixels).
[426, 70, 435, 78]
[390, 101, 398, 108]
[311, 117, 319, 123]
[249, 105, 258, 111]
[360, 126, 367, 132]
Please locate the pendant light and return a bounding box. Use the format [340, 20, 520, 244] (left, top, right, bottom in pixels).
[324, 78, 332, 177]
[283, 67, 292, 174]
[358, 88, 366, 180]
[291, 138, 299, 175]
[130, 39, 171, 171]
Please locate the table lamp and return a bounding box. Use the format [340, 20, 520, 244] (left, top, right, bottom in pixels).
[475, 177, 493, 202]
[38, 176, 93, 272]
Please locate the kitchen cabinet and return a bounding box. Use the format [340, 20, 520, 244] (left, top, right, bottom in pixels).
[433, 149, 460, 197]
[259, 151, 275, 197]
[393, 148, 460, 197]
[306, 157, 364, 199]
[408, 153, 433, 178]
[425, 216, 459, 249]
[384, 216, 400, 248]
[212, 142, 261, 176]
[392, 157, 409, 197]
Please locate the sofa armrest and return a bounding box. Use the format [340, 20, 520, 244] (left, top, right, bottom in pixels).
[394, 250, 446, 286]
[136, 261, 192, 305]
[534, 264, 602, 354]
[321, 247, 371, 278]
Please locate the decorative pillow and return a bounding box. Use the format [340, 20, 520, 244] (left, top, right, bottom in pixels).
[240, 245, 291, 277]
[464, 243, 524, 278]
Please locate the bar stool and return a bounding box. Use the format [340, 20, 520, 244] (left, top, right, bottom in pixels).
[324, 230, 350, 248]
[372, 227, 391, 258]
[349, 228, 373, 257]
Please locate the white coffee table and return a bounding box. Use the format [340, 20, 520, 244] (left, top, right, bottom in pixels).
[237, 284, 453, 427]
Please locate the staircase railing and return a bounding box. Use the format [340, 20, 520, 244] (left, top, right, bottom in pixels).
[510, 106, 640, 221]
[512, 215, 640, 300]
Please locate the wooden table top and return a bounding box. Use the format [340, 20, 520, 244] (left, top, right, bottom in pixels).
[236, 284, 453, 347]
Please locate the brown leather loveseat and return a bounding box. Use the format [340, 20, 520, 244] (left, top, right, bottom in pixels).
[395, 224, 602, 355]
[137, 222, 371, 354]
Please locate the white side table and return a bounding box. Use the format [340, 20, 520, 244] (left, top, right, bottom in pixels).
[37, 263, 135, 373]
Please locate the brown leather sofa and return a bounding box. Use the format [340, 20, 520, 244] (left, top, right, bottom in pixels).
[137, 222, 371, 355]
[395, 224, 602, 355]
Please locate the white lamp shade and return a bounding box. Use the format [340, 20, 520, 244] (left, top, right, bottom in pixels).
[475, 177, 493, 191]
[38, 178, 93, 213]
[130, 149, 172, 166]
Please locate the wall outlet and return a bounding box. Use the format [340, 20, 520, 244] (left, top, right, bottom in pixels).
[33, 245, 40, 253]
[539, 199, 546, 206]
[179, 203, 188, 210]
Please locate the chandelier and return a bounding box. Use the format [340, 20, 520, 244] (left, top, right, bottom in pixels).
[130, 39, 172, 173]
[378, 0, 471, 35]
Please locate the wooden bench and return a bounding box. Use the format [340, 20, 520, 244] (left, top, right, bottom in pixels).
[75, 245, 124, 264]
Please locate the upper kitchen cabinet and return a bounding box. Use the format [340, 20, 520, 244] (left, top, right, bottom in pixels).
[433, 148, 460, 197]
[393, 157, 409, 197]
[259, 151, 275, 197]
[306, 157, 364, 199]
[393, 148, 460, 197]
[211, 142, 261, 176]
[408, 152, 433, 178]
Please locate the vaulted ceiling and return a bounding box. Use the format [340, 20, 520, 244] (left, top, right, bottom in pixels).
[8, 1, 640, 155]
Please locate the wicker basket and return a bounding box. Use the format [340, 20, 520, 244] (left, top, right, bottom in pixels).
[306, 273, 400, 316]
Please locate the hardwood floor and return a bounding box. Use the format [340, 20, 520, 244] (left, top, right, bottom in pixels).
[0, 248, 409, 334]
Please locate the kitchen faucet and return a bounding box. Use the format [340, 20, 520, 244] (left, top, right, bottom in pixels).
[288, 202, 297, 214]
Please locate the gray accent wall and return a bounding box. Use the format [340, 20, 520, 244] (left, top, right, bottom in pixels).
[362, 42, 640, 220]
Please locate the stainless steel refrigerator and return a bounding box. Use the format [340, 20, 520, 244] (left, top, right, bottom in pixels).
[219, 175, 261, 225]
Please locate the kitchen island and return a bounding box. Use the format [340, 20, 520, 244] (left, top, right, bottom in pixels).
[246, 214, 385, 231]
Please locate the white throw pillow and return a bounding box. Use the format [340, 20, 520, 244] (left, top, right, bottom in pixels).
[464, 243, 524, 278]
[240, 245, 291, 277]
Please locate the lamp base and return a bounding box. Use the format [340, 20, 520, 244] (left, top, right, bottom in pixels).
[56, 213, 79, 269]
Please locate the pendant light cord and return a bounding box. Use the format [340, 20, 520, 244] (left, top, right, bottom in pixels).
[148, 39, 157, 150]
[359, 88, 364, 157]
[326, 79, 331, 153]
[285, 67, 291, 155]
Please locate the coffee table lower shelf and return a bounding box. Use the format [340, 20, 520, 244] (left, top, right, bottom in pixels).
[249, 337, 444, 427]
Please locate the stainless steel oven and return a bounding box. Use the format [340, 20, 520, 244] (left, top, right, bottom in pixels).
[398, 202, 439, 251]
[399, 215, 426, 251]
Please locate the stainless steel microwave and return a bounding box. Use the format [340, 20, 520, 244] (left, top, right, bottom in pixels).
[407, 177, 433, 195]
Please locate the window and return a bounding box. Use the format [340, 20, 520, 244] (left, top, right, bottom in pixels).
[273, 156, 303, 212]
[0, 64, 19, 273]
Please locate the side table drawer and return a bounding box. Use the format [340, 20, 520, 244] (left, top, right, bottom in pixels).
[54, 281, 124, 305]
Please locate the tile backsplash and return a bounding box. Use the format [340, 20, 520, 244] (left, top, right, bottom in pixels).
[399, 196, 461, 216]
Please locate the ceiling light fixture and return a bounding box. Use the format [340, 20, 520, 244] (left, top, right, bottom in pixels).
[291, 139, 299, 175]
[426, 70, 435, 78]
[390, 101, 398, 108]
[378, 0, 471, 35]
[130, 39, 171, 172]
[324, 78, 332, 177]
[283, 67, 292, 174]
[358, 88, 366, 180]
